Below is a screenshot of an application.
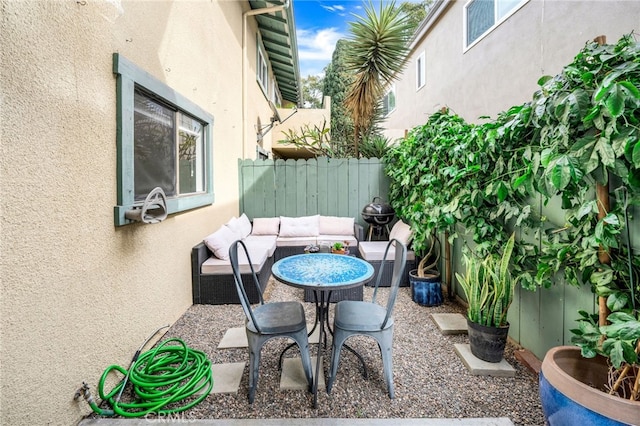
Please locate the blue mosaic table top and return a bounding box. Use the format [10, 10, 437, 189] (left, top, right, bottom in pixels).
[272, 253, 374, 290]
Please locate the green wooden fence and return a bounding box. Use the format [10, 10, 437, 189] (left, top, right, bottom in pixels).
[239, 157, 390, 224]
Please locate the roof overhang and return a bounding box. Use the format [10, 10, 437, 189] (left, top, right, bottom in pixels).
[249, 0, 301, 105]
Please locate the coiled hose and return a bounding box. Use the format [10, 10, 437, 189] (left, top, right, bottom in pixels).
[89, 338, 213, 418]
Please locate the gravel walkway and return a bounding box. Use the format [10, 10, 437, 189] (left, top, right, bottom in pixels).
[163, 278, 545, 425]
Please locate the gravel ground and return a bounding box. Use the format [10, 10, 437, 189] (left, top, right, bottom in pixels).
[162, 278, 545, 425]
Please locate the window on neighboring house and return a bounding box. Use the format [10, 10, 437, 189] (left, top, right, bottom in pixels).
[416, 52, 426, 90]
[464, 0, 527, 49]
[113, 53, 214, 226]
[381, 86, 396, 116]
[257, 42, 269, 95]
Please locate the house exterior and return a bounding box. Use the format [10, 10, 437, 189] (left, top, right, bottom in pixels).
[0, 1, 300, 424]
[383, 0, 640, 140]
[382, 0, 640, 360]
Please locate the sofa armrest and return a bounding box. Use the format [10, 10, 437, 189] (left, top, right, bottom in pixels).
[191, 242, 212, 304]
[354, 223, 364, 242]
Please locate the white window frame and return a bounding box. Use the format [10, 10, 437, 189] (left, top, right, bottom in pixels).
[463, 0, 529, 51]
[416, 51, 426, 90]
[257, 41, 269, 95]
[382, 85, 396, 117]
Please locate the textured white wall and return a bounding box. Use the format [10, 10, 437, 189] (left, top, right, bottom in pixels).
[0, 1, 250, 424]
[384, 0, 640, 138]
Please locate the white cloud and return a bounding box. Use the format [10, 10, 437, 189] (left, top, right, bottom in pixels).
[296, 27, 344, 77]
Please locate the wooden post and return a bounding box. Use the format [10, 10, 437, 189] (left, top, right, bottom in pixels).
[594, 34, 610, 327]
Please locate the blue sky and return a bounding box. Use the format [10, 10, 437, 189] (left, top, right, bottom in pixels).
[293, 0, 364, 78]
[293, 0, 422, 78]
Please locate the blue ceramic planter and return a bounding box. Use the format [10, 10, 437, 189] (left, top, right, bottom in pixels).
[539, 346, 639, 426]
[409, 269, 442, 306]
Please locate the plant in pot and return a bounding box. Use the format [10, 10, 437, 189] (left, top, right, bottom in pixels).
[331, 241, 348, 255]
[456, 233, 517, 363]
[408, 233, 442, 306]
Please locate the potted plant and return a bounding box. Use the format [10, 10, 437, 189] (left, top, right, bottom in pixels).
[331, 241, 347, 255]
[455, 233, 517, 363]
[408, 234, 442, 306]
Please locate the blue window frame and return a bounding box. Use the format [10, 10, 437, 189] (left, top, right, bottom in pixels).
[113, 53, 214, 226]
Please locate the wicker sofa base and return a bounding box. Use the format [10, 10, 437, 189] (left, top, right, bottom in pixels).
[303, 286, 364, 303]
[365, 258, 416, 287]
[191, 242, 273, 305]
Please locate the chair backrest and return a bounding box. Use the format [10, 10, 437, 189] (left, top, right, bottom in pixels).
[229, 240, 264, 333]
[371, 238, 407, 329]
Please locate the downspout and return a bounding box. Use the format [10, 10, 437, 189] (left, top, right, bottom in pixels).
[242, 0, 290, 159]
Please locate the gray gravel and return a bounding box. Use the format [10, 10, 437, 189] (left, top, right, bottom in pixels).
[163, 278, 545, 425]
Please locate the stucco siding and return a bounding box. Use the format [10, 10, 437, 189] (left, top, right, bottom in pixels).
[384, 0, 640, 139]
[0, 1, 257, 424]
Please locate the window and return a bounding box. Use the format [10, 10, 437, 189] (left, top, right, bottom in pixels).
[464, 0, 527, 49]
[257, 42, 269, 95]
[381, 86, 396, 116]
[416, 52, 426, 90]
[113, 53, 214, 226]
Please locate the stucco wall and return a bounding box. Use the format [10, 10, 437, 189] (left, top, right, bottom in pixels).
[0, 1, 259, 424]
[384, 0, 640, 139]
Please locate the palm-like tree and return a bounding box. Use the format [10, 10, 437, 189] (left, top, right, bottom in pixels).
[344, 0, 413, 156]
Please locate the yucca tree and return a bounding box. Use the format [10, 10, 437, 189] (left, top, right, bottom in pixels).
[344, 0, 413, 156]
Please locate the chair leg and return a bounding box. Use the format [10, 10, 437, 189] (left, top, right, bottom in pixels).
[327, 329, 347, 394]
[379, 328, 395, 399]
[248, 347, 261, 403]
[293, 329, 314, 392]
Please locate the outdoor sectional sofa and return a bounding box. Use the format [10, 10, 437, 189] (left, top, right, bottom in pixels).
[191, 213, 364, 305]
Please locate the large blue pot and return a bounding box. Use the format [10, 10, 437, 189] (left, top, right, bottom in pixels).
[539, 346, 640, 425]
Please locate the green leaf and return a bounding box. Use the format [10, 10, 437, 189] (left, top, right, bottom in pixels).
[633, 140, 640, 167]
[605, 83, 625, 117]
[496, 181, 509, 202]
[618, 80, 640, 98]
[595, 137, 616, 167]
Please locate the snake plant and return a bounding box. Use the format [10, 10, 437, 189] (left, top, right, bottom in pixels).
[456, 233, 517, 327]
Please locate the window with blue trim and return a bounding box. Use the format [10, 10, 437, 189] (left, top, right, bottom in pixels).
[113, 53, 214, 226]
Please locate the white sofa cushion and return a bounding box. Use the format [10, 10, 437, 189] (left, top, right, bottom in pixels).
[279, 215, 319, 237]
[358, 241, 415, 261]
[201, 245, 268, 274]
[251, 217, 280, 235]
[319, 216, 354, 236]
[389, 220, 413, 246]
[203, 225, 239, 261]
[276, 236, 318, 247]
[243, 235, 278, 257]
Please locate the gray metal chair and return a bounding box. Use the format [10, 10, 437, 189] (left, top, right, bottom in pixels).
[327, 238, 407, 399]
[229, 240, 314, 403]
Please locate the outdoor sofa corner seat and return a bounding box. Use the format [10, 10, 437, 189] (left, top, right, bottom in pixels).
[191, 214, 364, 305]
[357, 220, 416, 287]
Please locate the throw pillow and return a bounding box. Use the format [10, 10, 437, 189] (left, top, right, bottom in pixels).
[389, 220, 413, 246]
[279, 215, 320, 237]
[236, 213, 252, 238]
[319, 216, 354, 235]
[203, 225, 239, 260]
[251, 217, 280, 235]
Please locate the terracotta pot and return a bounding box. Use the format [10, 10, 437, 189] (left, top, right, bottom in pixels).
[539, 346, 640, 425]
[331, 248, 346, 255]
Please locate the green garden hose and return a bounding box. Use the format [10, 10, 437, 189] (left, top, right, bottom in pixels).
[87, 338, 213, 418]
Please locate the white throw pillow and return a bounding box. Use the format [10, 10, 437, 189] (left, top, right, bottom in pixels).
[279, 215, 320, 237]
[389, 220, 413, 246]
[224, 217, 243, 240]
[203, 225, 239, 260]
[236, 213, 252, 238]
[319, 216, 354, 236]
[251, 217, 280, 235]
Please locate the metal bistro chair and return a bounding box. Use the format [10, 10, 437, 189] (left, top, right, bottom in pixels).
[229, 240, 314, 403]
[327, 238, 407, 399]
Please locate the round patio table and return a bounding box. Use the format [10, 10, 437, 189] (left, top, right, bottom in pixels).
[272, 253, 374, 408]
